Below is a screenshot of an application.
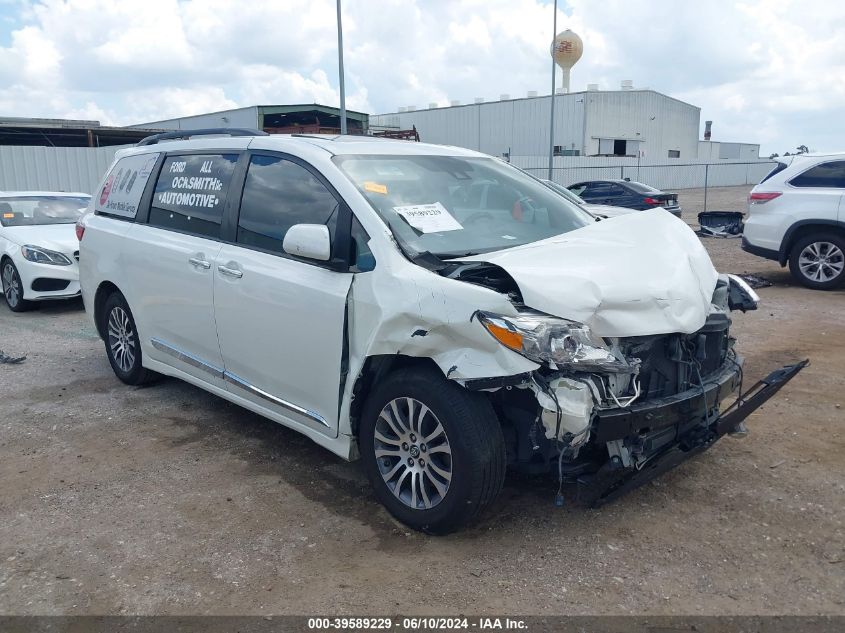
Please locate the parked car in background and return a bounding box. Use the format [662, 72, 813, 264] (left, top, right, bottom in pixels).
[568, 179, 682, 218]
[743, 153, 845, 290]
[1, 192, 91, 311]
[541, 179, 637, 219]
[78, 130, 803, 534]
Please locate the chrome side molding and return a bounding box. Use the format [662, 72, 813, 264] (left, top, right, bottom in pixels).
[151, 338, 224, 378]
[224, 371, 330, 428]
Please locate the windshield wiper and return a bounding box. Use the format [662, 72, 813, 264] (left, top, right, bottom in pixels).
[408, 250, 448, 271]
[436, 251, 481, 260]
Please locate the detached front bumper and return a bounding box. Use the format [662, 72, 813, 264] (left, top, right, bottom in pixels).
[576, 359, 808, 507]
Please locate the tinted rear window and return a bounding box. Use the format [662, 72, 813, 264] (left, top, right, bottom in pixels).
[789, 161, 845, 188]
[149, 154, 238, 238]
[625, 181, 661, 193]
[760, 161, 788, 184]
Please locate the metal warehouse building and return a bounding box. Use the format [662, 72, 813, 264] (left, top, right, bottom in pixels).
[371, 88, 759, 162]
[131, 103, 370, 136]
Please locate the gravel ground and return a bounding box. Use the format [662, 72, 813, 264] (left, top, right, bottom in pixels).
[0, 186, 843, 616]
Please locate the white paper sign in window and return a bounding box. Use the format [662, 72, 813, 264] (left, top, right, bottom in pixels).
[95, 152, 160, 219]
[393, 202, 463, 233]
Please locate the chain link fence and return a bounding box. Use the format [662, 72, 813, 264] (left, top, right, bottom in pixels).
[518, 160, 776, 211]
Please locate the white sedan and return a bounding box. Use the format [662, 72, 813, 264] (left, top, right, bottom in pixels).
[1, 191, 91, 312]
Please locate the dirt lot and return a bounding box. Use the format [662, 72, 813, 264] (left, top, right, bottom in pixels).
[1, 186, 843, 615]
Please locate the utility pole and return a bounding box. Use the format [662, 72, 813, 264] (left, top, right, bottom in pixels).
[337, 0, 348, 134]
[547, 0, 558, 180]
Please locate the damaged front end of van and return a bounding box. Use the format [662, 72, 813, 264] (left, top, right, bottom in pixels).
[446, 212, 807, 505]
[469, 289, 806, 506]
[349, 209, 807, 508]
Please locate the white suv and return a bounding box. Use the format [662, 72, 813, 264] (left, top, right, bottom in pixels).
[743, 153, 845, 289]
[78, 129, 803, 533]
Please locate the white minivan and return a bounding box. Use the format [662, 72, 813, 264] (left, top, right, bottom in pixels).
[78, 130, 805, 533]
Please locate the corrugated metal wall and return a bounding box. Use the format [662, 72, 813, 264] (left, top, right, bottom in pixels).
[129, 106, 259, 130]
[583, 91, 700, 159]
[0, 142, 772, 195]
[0, 145, 122, 194]
[373, 90, 706, 159]
[372, 95, 586, 157]
[512, 155, 775, 190]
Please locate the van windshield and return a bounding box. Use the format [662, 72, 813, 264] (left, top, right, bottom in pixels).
[334, 155, 592, 258]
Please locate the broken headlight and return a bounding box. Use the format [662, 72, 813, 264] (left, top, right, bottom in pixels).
[476, 310, 633, 373]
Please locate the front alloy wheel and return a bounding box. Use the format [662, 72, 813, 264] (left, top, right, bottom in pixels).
[359, 367, 506, 534]
[374, 397, 452, 510]
[2, 260, 32, 312]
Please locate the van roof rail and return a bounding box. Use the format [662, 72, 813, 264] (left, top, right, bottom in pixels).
[136, 128, 269, 146]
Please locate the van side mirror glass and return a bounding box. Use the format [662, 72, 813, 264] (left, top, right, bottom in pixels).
[282, 224, 331, 261]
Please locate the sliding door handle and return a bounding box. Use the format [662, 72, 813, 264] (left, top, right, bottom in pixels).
[188, 256, 211, 269]
[218, 264, 243, 279]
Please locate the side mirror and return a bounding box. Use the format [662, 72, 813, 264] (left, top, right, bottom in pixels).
[283, 224, 331, 262]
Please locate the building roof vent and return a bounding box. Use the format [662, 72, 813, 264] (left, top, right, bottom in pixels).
[499, 93, 510, 101]
[527, 90, 538, 98]
[474, 97, 484, 104]
[450, 100, 461, 107]
[398, 107, 407, 113]
[621, 80, 633, 90]
[406, 105, 416, 111]
[428, 102, 438, 109]
[587, 83, 599, 91]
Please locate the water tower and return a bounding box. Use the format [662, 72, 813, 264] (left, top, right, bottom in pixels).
[550, 29, 583, 93]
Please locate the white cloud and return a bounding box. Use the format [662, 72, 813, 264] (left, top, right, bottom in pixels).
[0, 0, 841, 154]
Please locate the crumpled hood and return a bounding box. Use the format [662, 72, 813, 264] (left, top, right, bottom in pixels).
[2, 224, 79, 256]
[464, 209, 719, 337]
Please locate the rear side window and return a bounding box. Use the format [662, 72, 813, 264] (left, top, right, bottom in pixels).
[236, 155, 339, 255]
[789, 161, 845, 188]
[149, 154, 238, 238]
[625, 181, 660, 194]
[760, 161, 788, 184]
[589, 182, 623, 195]
[96, 152, 160, 219]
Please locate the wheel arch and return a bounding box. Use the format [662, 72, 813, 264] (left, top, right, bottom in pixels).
[779, 220, 845, 265]
[93, 280, 122, 340]
[348, 354, 443, 439]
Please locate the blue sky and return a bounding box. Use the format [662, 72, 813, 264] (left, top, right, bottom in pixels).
[0, 0, 842, 156]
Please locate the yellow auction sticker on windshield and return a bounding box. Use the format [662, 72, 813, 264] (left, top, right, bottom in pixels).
[364, 181, 388, 195]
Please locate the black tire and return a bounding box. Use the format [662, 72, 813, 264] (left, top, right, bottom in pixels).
[102, 292, 157, 385]
[788, 232, 845, 290]
[1, 259, 34, 312]
[359, 366, 506, 534]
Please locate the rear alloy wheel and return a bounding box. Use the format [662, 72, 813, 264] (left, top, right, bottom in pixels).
[359, 367, 506, 534]
[102, 292, 157, 385]
[2, 260, 33, 312]
[788, 233, 845, 290]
